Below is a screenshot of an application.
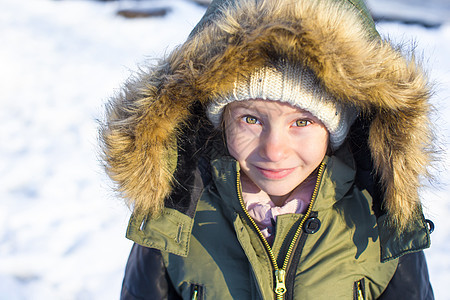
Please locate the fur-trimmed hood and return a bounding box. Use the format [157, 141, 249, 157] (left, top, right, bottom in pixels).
[100, 0, 434, 232]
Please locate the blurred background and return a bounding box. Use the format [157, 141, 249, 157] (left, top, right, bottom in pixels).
[1, 0, 449, 299]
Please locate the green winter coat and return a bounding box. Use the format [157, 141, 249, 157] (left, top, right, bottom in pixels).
[124, 145, 430, 299]
[100, 0, 436, 298]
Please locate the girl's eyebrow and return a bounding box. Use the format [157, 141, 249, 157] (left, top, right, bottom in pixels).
[230, 102, 255, 109]
[229, 103, 264, 114]
[233, 102, 312, 116]
[230, 101, 317, 120]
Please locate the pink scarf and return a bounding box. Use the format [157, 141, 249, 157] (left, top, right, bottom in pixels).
[241, 172, 317, 245]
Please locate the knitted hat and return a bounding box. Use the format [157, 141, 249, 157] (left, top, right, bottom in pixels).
[207, 61, 358, 149]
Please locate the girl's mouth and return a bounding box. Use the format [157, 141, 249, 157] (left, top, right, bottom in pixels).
[255, 167, 296, 180]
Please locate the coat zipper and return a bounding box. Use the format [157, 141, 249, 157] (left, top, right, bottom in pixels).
[190, 284, 203, 300]
[191, 288, 198, 300]
[357, 281, 364, 300]
[236, 162, 325, 299]
[354, 278, 365, 300]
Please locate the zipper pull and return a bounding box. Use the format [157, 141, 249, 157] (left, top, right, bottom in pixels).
[191, 284, 200, 300]
[191, 288, 198, 300]
[274, 269, 287, 297]
[357, 281, 364, 300]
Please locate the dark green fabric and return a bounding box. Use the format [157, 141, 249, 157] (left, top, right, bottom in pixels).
[378, 214, 431, 262]
[346, 0, 380, 38]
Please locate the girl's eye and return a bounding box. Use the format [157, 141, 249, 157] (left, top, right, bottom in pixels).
[294, 119, 311, 127]
[242, 116, 260, 125]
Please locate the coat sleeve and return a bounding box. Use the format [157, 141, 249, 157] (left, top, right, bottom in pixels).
[378, 251, 434, 299]
[120, 243, 182, 300]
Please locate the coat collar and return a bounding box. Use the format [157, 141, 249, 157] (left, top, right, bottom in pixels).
[126, 153, 430, 260]
[207, 152, 431, 261]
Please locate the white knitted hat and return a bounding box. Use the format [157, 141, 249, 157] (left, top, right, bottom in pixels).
[207, 61, 358, 149]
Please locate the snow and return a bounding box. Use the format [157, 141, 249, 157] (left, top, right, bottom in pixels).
[367, 0, 450, 26]
[374, 21, 450, 300]
[0, 0, 448, 299]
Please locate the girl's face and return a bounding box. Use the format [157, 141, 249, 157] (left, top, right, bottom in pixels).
[224, 99, 329, 204]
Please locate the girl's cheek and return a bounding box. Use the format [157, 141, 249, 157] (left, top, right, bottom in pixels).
[242, 122, 262, 135]
[224, 119, 239, 136]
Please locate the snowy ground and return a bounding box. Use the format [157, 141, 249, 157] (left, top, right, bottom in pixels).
[367, 0, 450, 26]
[0, 0, 448, 299]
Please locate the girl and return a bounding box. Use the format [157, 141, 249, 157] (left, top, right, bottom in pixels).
[100, 0, 435, 298]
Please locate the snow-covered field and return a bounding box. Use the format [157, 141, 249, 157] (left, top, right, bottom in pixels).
[0, 0, 448, 299]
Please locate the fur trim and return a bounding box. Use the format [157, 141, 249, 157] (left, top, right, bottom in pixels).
[100, 0, 434, 231]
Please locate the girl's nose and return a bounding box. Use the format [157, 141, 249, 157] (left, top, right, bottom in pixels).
[260, 129, 287, 162]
